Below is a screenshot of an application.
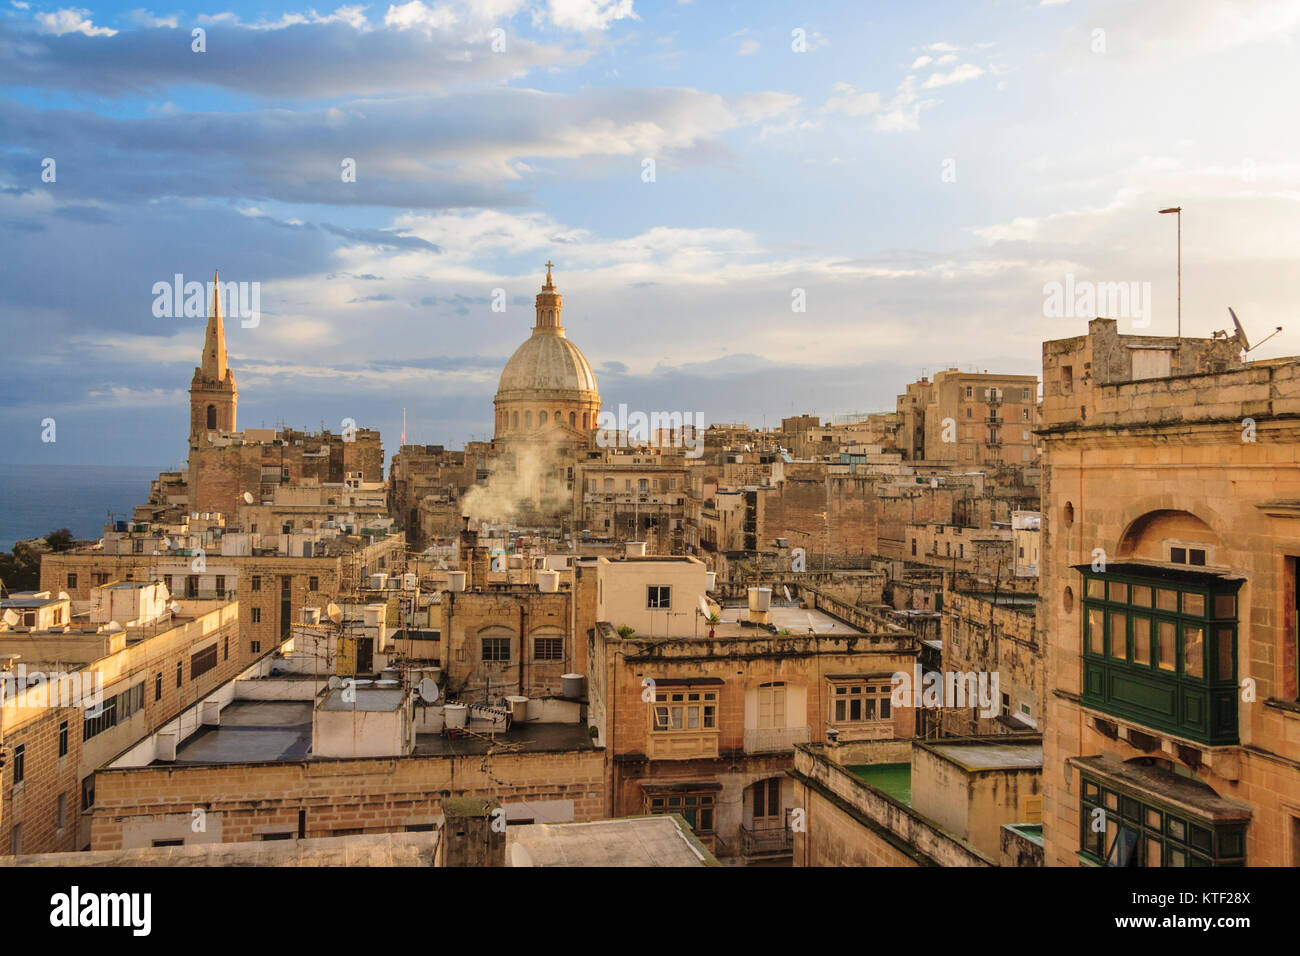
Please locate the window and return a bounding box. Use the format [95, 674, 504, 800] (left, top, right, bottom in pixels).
[308, 576, 319, 591]
[911, 539, 917, 557]
[251, 607, 261, 624]
[251, 575, 261, 592]
[67, 573, 77, 589]
[652, 689, 718, 732]
[647, 792, 715, 835]
[224, 636, 229, 661]
[1081, 569, 1239, 745]
[81, 776, 94, 810]
[191, 643, 219, 680]
[1080, 776, 1245, 866]
[534, 636, 563, 661]
[12, 744, 24, 783]
[831, 681, 892, 723]
[753, 778, 781, 819]
[251, 641, 261, 654]
[155, 672, 162, 701]
[1022, 387, 1031, 401]
[57, 793, 67, 831]
[647, 586, 671, 610]
[965, 386, 973, 398]
[58, 721, 69, 757]
[756, 683, 785, 729]
[176, 661, 184, 688]
[83, 693, 119, 740]
[482, 637, 511, 662]
[9, 824, 20, 855]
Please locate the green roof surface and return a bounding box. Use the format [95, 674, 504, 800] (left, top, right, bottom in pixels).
[848, 762, 912, 806]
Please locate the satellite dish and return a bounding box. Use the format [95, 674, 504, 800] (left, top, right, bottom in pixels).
[243, 491, 255, 505]
[327, 675, 343, 690]
[58, 591, 69, 601]
[161, 537, 171, 549]
[169, 602, 182, 614]
[783, 585, 793, 604]
[326, 603, 342, 624]
[2, 610, 19, 627]
[1229, 308, 1250, 351]
[698, 595, 710, 617]
[105, 621, 123, 633]
[417, 677, 439, 703]
[1229, 307, 1283, 355]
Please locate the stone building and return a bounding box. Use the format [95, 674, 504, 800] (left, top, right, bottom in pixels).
[1039, 317, 1300, 866]
[921, 369, 1040, 466]
[584, 557, 922, 862]
[185, 277, 383, 517]
[0, 586, 241, 855]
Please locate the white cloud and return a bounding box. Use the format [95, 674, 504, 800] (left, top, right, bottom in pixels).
[935, 53, 957, 65]
[926, 41, 959, 52]
[547, 0, 636, 31]
[738, 38, 759, 55]
[383, 1, 457, 30]
[821, 82, 882, 117]
[920, 63, 985, 88]
[910, 55, 932, 68]
[35, 7, 117, 36]
[127, 9, 179, 28]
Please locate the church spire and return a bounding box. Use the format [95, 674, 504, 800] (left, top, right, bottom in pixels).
[202, 269, 228, 382]
[534, 261, 563, 332]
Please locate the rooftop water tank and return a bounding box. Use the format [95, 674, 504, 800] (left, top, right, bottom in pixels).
[561, 673, 585, 699]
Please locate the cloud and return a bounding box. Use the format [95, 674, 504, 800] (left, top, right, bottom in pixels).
[738, 38, 759, 55]
[34, 7, 117, 36]
[546, 0, 637, 31]
[910, 55, 932, 68]
[920, 63, 985, 88]
[126, 8, 179, 28]
[383, 0, 457, 31]
[0, 16, 585, 97]
[0, 85, 783, 207]
[821, 82, 882, 117]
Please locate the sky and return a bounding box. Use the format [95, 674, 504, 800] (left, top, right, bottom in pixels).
[3, 0, 1300, 469]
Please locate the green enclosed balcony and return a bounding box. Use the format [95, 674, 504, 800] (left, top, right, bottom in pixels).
[1077, 563, 1243, 747]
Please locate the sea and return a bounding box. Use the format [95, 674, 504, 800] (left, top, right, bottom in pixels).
[0, 463, 167, 552]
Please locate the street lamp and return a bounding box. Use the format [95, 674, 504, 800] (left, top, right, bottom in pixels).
[1158, 206, 1181, 336]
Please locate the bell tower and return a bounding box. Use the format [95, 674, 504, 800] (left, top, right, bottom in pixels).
[189, 270, 238, 445]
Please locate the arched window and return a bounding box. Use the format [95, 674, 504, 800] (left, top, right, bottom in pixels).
[525, 411, 532, 428]
[583, 412, 589, 429]
[555, 410, 562, 426]
[206, 404, 216, 429]
[513, 411, 519, 429]
[569, 412, 577, 427]
[540, 411, 549, 426]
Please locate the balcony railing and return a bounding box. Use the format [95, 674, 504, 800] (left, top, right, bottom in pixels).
[743, 725, 811, 754]
[740, 820, 793, 856]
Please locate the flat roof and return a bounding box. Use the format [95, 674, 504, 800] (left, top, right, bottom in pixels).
[848, 763, 912, 805]
[161, 700, 313, 765]
[507, 815, 716, 867]
[319, 686, 405, 712]
[926, 741, 1043, 772]
[4, 832, 439, 867]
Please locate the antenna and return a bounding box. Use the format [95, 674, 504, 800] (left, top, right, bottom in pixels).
[1229, 307, 1283, 354]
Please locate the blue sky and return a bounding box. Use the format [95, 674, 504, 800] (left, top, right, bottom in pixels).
[3, 0, 1300, 467]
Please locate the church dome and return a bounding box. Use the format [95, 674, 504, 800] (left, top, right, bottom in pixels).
[493, 264, 601, 442]
[496, 330, 598, 398]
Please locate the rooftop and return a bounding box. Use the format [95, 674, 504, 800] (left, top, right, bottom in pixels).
[924, 739, 1043, 772]
[848, 762, 912, 805]
[507, 815, 717, 867]
[5, 832, 439, 867]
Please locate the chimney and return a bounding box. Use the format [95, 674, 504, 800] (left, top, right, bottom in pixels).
[438, 797, 505, 867]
